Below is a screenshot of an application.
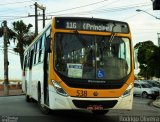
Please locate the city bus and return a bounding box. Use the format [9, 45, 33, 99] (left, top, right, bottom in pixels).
[22, 17, 134, 115]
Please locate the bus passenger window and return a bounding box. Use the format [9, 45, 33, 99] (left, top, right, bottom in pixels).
[23, 55, 27, 71]
[40, 34, 46, 62]
[38, 37, 42, 62]
[34, 43, 37, 64]
[29, 50, 34, 69]
[36, 41, 40, 64]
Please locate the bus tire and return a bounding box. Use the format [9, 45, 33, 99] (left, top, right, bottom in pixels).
[37, 83, 50, 115]
[25, 81, 31, 102]
[25, 95, 31, 102]
[92, 110, 109, 115]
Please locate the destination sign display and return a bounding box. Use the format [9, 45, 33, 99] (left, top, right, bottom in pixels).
[55, 17, 129, 33]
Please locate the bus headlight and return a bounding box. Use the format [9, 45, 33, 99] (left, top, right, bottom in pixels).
[52, 80, 68, 97]
[122, 84, 132, 97]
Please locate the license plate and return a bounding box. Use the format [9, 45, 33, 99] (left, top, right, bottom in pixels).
[87, 105, 103, 110]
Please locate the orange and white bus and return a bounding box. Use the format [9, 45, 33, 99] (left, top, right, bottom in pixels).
[22, 17, 134, 115]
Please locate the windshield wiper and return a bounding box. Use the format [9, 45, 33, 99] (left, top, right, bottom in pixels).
[108, 23, 117, 43]
[74, 30, 88, 47]
[108, 32, 116, 43]
[107, 24, 117, 54]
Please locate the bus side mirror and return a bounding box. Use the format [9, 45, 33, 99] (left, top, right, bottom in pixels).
[45, 37, 51, 53]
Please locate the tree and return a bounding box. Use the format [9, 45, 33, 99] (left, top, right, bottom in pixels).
[12, 20, 34, 69]
[148, 46, 160, 78]
[0, 20, 34, 69]
[134, 41, 157, 79]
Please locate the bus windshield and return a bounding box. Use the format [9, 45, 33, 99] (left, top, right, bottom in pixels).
[54, 33, 131, 80]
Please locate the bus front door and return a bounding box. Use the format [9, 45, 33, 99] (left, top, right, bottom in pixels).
[43, 49, 50, 106]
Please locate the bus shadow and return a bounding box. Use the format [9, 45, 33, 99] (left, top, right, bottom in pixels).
[47, 110, 118, 122]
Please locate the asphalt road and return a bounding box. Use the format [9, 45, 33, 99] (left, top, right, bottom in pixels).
[0, 96, 159, 122]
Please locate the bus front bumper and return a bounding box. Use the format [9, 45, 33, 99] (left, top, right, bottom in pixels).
[49, 88, 133, 110]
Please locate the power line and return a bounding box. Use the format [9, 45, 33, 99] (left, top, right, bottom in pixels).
[46, 0, 108, 15]
[0, 49, 19, 55]
[88, 0, 121, 11]
[0, 7, 31, 16]
[123, 8, 151, 20]
[46, 2, 151, 17]
[0, 1, 153, 23]
[86, 1, 150, 13]
[0, 0, 103, 21]
[0, 15, 28, 18]
[92, 3, 151, 13]
[0, 0, 109, 19]
[8, 51, 19, 55]
[0, 0, 37, 6]
[0, 16, 30, 22]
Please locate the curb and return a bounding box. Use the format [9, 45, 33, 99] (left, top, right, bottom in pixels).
[0, 89, 24, 97]
[152, 97, 160, 108]
[0, 94, 25, 97]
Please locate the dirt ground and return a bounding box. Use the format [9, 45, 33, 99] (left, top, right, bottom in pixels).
[0, 89, 23, 96]
[0, 84, 24, 96]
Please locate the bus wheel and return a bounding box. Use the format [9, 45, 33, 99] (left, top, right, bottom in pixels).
[92, 110, 109, 115]
[38, 84, 50, 115]
[25, 82, 31, 102]
[25, 95, 31, 102]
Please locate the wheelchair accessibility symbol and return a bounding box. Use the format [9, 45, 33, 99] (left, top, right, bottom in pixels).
[97, 70, 105, 78]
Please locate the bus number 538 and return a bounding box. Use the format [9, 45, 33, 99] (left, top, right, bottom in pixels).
[76, 90, 87, 97]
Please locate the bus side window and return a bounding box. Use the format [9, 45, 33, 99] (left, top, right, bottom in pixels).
[27, 52, 29, 68]
[40, 34, 46, 62]
[39, 36, 45, 62]
[29, 49, 34, 69]
[36, 41, 40, 64]
[38, 37, 42, 62]
[23, 55, 27, 71]
[118, 42, 126, 59]
[34, 43, 37, 65]
[46, 27, 51, 37]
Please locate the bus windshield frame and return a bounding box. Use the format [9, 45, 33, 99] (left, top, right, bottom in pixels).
[54, 32, 131, 81]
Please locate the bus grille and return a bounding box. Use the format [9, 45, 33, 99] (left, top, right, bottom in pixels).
[72, 100, 118, 109]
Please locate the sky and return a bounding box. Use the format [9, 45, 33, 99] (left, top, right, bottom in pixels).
[0, 0, 160, 80]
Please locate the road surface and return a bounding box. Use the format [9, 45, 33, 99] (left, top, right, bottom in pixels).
[0, 96, 159, 122]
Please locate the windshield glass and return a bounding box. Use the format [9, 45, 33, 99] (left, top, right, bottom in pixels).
[54, 33, 131, 80]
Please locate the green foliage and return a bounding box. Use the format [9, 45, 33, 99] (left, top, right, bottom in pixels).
[0, 27, 3, 37]
[0, 20, 34, 69]
[12, 20, 34, 69]
[135, 41, 160, 79]
[149, 46, 160, 78]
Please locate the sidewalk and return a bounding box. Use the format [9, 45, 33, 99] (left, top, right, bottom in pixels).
[0, 89, 24, 96]
[152, 97, 160, 108]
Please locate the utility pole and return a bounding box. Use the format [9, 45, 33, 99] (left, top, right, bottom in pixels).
[43, 8, 45, 28]
[35, 2, 38, 36]
[152, 0, 160, 10]
[34, 2, 46, 36]
[2, 20, 9, 96]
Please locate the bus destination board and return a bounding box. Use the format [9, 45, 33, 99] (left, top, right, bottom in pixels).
[55, 17, 129, 33]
